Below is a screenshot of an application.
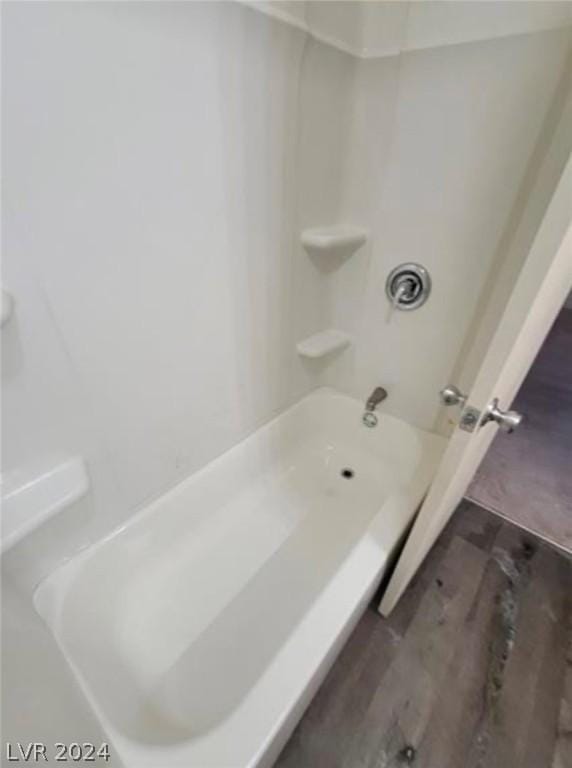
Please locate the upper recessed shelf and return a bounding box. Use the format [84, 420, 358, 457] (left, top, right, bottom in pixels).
[301, 226, 367, 259]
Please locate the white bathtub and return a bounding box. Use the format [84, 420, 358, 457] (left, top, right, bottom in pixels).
[35, 388, 446, 768]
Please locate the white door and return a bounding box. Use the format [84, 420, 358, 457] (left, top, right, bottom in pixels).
[379, 154, 572, 616]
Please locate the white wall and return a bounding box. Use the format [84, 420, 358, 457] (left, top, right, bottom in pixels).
[324, 24, 572, 432]
[3, 2, 353, 576]
[455, 51, 572, 396]
[249, 0, 572, 58]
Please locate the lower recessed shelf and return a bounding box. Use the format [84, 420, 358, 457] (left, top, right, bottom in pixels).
[296, 329, 351, 359]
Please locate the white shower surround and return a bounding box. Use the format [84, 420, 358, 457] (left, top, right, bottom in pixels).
[248, 0, 572, 59]
[35, 389, 445, 768]
[327, 24, 572, 432]
[4, 2, 570, 558]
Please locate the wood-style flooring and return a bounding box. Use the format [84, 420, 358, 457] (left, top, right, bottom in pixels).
[467, 307, 572, 552]
[274, 500, 572, 768]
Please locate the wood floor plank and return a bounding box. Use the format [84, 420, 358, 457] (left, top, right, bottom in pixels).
[341, 537, 488, 768]
[441, 497, 503, 553]
[277, 527, 454, 768]
[461, 528, 556, 767]
[412, 525, 519, 768]
[553, 625, 572, 768]
[520, 554, 572, 768]
[475, 542, 568, 768]
[273, 506, 572, 768]
[276, 609, 397, 768]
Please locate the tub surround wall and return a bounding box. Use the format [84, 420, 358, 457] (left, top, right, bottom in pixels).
[3, 2, 350, 573]
[455, 50, 572, 398]
[325, 25, 572, 433]
[248, 1, 571, 58]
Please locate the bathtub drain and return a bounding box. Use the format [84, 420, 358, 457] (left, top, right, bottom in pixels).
[340, 468, 355, 479]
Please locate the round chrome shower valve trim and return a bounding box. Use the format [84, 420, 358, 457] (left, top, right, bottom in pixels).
[385, 263, 431, 311]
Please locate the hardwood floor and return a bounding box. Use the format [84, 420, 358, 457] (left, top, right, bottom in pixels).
[274, 500, 572, 768]
[467, 307, 572, 552]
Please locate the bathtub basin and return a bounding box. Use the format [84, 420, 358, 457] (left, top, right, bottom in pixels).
[35, 388, 446, 768]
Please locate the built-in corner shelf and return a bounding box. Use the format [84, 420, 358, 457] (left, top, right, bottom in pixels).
[296, 329, 351, 359]
[301, 226, 367, 259]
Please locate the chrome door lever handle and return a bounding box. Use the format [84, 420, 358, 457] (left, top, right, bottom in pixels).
[481, 398, 523, 433]
[439, 384, 467, 407]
